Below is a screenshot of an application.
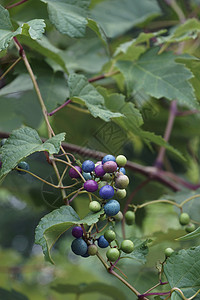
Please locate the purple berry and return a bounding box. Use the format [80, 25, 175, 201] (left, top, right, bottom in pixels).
[99, 185, 114, 199]
[102, 155, 116, 164]
[103, 161, 118, 173]
[69, 166, 82, 178]
[95, 164, 106, 177]
[71, 238, 88, 256]
[82, 160, 95, 172]
[104, 200, 120, 217]
[84, 180, 98, 192]
[72, 226, 83, 238]
[98, 235, 109, 248]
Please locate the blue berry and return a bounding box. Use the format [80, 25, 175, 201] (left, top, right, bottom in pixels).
[71, 238, 88, 256]
[72, 226, 83, 238]
[99, 185, 114, 199]
[98, 235, 109, 248]
[81, 250, 90, 258]
[83, 172, 92, 180]
[104, 200, 120, 217]
[84, 180, 98, 192]
[17, 161, 29, 174]
[119, 167, 126, 174]
[102, 155, 116, 164]
[82, 160, 95, 173]
[69, 166, 82, 178]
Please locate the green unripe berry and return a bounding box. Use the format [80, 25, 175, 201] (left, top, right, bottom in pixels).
[104, 229, 116, 243]
[106, 248, 120, 262]
[116, 155, 127, 167]
[116, 189, 126, 200]
[185, 223, 195, 233]
[98, 181, 108, 190]
[164, 247, 174, 257]
[102, 173, 112, 182]
[121, 240, 134, 253]
[113, 211, 123, 222]
[179, 213, 190, 225]
[125, 211, 135, 225]
[89, 201, 101, 213]
[88, 244, 98, 256]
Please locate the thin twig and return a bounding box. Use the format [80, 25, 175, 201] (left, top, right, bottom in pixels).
[0, 57, 22, 81]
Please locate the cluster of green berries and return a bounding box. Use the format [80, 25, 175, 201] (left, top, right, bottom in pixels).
[179, 212, 195, 233]
[71, 226, 134, 262]
[69, 154, 129, 219]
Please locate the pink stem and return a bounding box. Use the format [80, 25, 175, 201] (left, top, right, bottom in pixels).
[6, 0, 29, 9]
[48, 99, 72, 116]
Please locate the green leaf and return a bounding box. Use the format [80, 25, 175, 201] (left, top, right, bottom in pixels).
[176, 226, 200, 241]
[0, 288, 29, 300]
[40, 0, 90, 38]
[91, 0, 161, 38]
[0, 74, 33, 97]
[0, 127, 65, 180]
[0, 5, 13, 31]
[68, 73, 123, 121]
[120, 239, 149, 264]
[164, 246, 200, 300]
[87, 18, 107, 47]
[52, 282, 126, 299]
[116, 48, 199, 109]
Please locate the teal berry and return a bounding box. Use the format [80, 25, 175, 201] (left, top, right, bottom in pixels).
[104, 200, 120, 217]
[121, 240, 134, 253]
[125, 211, 135, 225]
[116, 155, 127, 167]
[17, 161, 30, 175]
[89, 201, 101, 213]
[164, 247, 174, 257]
[71, 238, 88, 256]
[104, 229, 116, 243]
[179, 213, 190, 225]
[106, 248, 120, 262]
[82, 172, 92, 180]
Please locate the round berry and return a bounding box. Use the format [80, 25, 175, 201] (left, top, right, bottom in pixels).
[82, 160, 95, 173]
[95, 164, 106, 177]
[104, 200, 120, 217]
[119, 167, 126, 174]
[98, 235, 109, 248]
[69, 166, 82, 178]
[102, 173, 112, 182]
[95, 161, 102, 167]
[71, 238, 88, 256]
[82, 172, 92, 180]
[84, 180, 98, 192]
[106, 248, 120, 262]
[104, 229, 116, 243]
[179, 213, 190, 225]
[125, 211, 135, 225]
[88, 244, 98, 256]
[185, 223, 196, 233]
[121, 240, 134, 253]
[116, 189, 126, 200]
[103, 161, 118, 173]
[0, 138, 7, 146]
[164, 247, 174, 257]
[115, 174, 129, 189]
[81, 250, 90, 258]
[102, 155, 116, 164]
[72, 226, 83, 238]
[98, 181, 108, 190]
[113, 211, 123, 222]
[89, 201, 101, 212]
[99, 185, 114, 200]
[17, 161, 29, 174]
[116, 155, 127, 167]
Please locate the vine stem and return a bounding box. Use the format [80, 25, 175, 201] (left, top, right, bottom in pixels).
[6, 0, 29, 9]
[135, 199, 181, 210]
[0, 57, 22, 81]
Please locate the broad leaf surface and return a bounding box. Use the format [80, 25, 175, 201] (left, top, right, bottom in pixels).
[91, 0, 161, 38]
[0, 288, 29, 300]
[176, 226, 200, 241]
[87, 18, 107, 47]
[164, 246, 200, 300]
[0, 127, 65, 179]
[68, 73, 123, 121]
[116, 48, 198, 109]
[40, 0, 90, 38]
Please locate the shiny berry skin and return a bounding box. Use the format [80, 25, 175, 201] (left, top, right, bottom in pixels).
[95, 164, 106, 177]
[121, 240, 134, 253]
[164, 247, 174, 257]
[17, 161, 30, 174]
[99, 185, 114, 200]
[103, 161, 118, 173]
[185, 223, 196, 233]
[72, 226, 83, 238]
[71, 238, 88, 256]
[113, 211, 123, 222]
[84, 180, 98, 192]
[89, 201, 101, 212]
[102, 155, 116, 164]
[116, 189, 126, 200]
[69, 166, 82, 178]
[125, 211, 135, 225]
[82, 160, 95, 173]
[119, 167, 126, 174]
[104, 229, 116, 243]
[104, 200, 120, 217]
[116, 155, 127, 167]
[82, 172, 92, 180]
[88, 244, 98, 256]
[98, 235, 109, 248]
[115, 174, 129, 189]
[106, 248, 120, 262]
[179, 213, 190, 225]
